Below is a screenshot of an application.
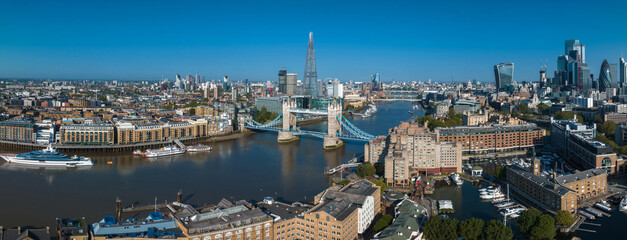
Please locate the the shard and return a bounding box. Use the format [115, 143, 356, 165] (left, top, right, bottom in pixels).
[304, 32, 318, 97]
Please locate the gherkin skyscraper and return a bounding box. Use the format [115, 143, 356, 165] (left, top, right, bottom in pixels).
[304, 32, 318, 97]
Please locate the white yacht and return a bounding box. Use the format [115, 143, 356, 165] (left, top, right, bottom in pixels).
[143, 145, 185, 157]
[620, 196, 627, 211]
[450, 173, 463, 186]
[1, 145, 93, 167]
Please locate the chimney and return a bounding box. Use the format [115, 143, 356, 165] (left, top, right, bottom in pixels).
[532, 159, 540, 176]
[177, 189, 183, 203]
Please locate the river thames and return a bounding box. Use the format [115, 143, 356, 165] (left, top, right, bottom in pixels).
[0, 102, 417, 228]
[0, 102, 624, 240]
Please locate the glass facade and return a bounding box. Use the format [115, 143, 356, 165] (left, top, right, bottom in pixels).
[494, 62, 514, 92]
[599, 59, 617, 92]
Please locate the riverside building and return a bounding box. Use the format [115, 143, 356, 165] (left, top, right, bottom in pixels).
[59, 124, 115, 145]
[435, 124, 544, 154]
[506, 163, 608, 213]
[0, 120, 37, 143]
[367, 122, 462, 185]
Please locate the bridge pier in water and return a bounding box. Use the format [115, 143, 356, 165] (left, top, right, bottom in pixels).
[323, 101, 344, 149]
[278, 98, 299, 143]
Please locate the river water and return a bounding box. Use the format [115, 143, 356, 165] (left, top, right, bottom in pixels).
[0, 102, 416, 229]
[0, 102, 623, 239]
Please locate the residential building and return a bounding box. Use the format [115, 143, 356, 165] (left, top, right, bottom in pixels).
[0, 227, 51, 240]
[56, 218, 89, 240]
[435, 124, 544, 154]
[90, 212, 182, 240]
[314, 180, 380, 234]
[615, 122, 627, 146]
[382, 122, 462, 184]
[506, 165, 579, 213]
[604, 113, 627, 124]
[364, 136, 388, 164]
[59, 124, 114, 145]
[373, 199, 426, 240]
[0, 120, 37, 143]
[175, 199, 274, 240]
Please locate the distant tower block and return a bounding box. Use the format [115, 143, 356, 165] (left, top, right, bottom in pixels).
[323, 101, 344, 149]
[278, 98, 299, 142]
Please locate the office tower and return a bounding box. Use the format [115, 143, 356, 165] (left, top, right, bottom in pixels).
[620, 58, 627, 94]
[223, 76, 230, 90]
[303, 32, 318, 97]
[231, 88, 238, 102]
[599, 59, 618, 92]
[244, 78, 250, 94]
[286, 73, 297, 96]
[494, 62, 514, 92]
[195, 73, 200, 88]
[580, 63, 592, 91]
[565, 40, 585, 63]
[278, 68, 287, 93]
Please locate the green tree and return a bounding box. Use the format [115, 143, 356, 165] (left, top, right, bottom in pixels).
[448, 108, 457, 118]
[344, 103, 355, 111]
[593, 114, 603, 123]
[482, 220, 513, 240]
[517, 103, 530, 114]
[494, 167, 506, 179]
[184, 101, 200, 108]
[336, 179, 351, 185]
[371, 178, 387, 192]
[98, 95, 107, 102]
[555, 210, 575, 226]
[164, 103, 176, 110]
[537, 103, 550, 115]
[423, 216, 442, 240]
[357, 163, 376, 178]
[530, 214, 556, 240]
[599, 120, 617, 138]
[438, 218, 460, 240]
[553, 111, 583, 123]
[189, 108, 196, 115]
[517, 209, 542, 234]
[458, 218, 484, 240]
[373, 218, 389, 232]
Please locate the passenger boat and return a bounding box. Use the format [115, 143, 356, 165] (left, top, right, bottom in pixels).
[133, 149, 143, 155]
[1, 145, 93, 166]
[620, 196, 627, 211]
[450, 173, 463, 186]
[143, 145, 185, 157]
[186, 144, 212, 152]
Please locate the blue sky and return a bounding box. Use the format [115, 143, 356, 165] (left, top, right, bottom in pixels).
[1, 0, 627, 83]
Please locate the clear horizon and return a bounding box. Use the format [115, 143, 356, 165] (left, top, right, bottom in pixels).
[2, 0, 627, 83]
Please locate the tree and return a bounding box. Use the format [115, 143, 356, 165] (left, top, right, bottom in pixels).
[483, 220, 513, 240]
[440, 218, 460, 240]
[357, 163, 376, 178]
[448, 108, 457, 118]
[599, 121, 617, 137]
[593, 114, 603, 123]
[458, 218, 484, 240]
[374, 214, 394, 232]
[517, 209, 542, 234]
[555, 210, 575, 226]
[553, 111, 583, 123]
[494, 167, 506, 179]
[344, 103, 355, 111]
[336, 179, 351, 185]
[530, 214, 556, 240]
[537, 103, 550, 115]
[423, 216, 443, 240]
[517, 103, 530, 114]
[371, 178, 387, 192]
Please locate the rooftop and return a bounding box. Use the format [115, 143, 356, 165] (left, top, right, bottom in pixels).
[507, 165, 573, 196]
[556, 168, 607, 185]
[436, 124, 542, 135]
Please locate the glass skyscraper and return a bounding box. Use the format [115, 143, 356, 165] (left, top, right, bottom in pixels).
[599, 59, 617, 92]
[494, 62, 514, 92]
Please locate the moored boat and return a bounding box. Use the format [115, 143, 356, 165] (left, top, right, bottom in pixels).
[0, 145, 93, 166]
[620, 196, 627, 211]
[143, 145, 185, 157]
[133, 149, 143, 155]
[186, 144, 212, 152]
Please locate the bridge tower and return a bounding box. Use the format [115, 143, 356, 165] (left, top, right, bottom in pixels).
[324, 100, 344, 149]
[278, 98, 299, 142]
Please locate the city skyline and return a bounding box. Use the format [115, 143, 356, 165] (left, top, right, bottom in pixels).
[2, 0, 627, 83]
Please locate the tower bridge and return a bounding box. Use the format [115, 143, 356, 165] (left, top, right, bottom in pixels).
[244, 98, 375, 149]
